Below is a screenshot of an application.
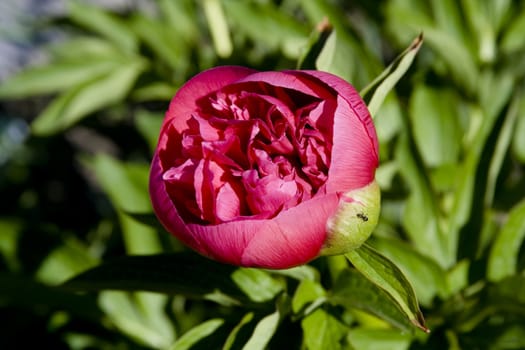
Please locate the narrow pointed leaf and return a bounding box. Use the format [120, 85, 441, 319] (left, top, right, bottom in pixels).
[169, 318, 225, 350]
[242, 311, 280, 350]
[361, 34, 423, 117]
[346, 244, 428, 332]
[69, 1, 138, 53]
[222, 313, 254, 350]
[488, 198, 525, 282]
[32, 60, 145, 135]
[330, 269, 415, 332]
[0, 59, 120, 98]
[61, 252, 247, 302]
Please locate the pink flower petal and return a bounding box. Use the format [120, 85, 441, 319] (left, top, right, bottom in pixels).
[161, 66, 257, 136]
[240, 193, 340, 268]
[149, 152, 202, 250]
[183, 193, 339, 268]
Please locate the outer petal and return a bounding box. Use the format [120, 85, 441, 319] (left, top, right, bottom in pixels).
[241, 193, 340, 268]
[298, 71, 379, 191]
[149, 152, 202, 250]
[184, 193, 340, 268]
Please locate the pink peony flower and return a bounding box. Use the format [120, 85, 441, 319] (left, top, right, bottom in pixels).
[149, 66, 380, 269]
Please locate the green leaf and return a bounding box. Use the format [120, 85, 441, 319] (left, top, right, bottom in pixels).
[130, 14, 188, 73]
[131, 82, 177, 102]
[484, 89, 521, 206]
[348, 327, 413, 350]
[35, 237, 99, 284]
[486, 275, 525, 315]
[222, 313, 254, 350]
[315, 30, 356, 85]
[223, 0, 308, 59]
[81, 154, 151, 214]
[431, 0, 468, 43]
[301, 0, 382, 87]
[395, 133, 449, 267]
[513, 100, 525, 163]
[266, 265, 319, 282]
[0, 219, 20, 271]
[330, 269, 415, 332]
[301, 309, 348, 350]
[81, 154, 162, 255]
[296, 18, 333, 70]
[408, 84, 462, 167]
[487, 198, 525, 282]
[291, 279, 325, 315]
[370, 237, 448, 305]
[61, 252, 246, 302]
[345, 244, 428, 332]
[48, 37, 124, 60]
[361, 34, 423, 117]
[68, 1, 138, 53]
[241, 310, 280, 350]
[501, 9, 525, 53]
[31, 59, 145, 135]
[231, 268, 283, 303]
[423, 28, 479, 94]
[0, 59, 121, 99]
[169, 318, 225, 350]
[203, 0, 232, 58]
[99, 291, 174, 349]
[0, 272, 101, 321]
[158, 0, 199, 43]
[134, 110, 164, 154]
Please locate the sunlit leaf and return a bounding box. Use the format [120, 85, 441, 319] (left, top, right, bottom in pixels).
[296, 18, 333, 70]
[222, 313, 254, 350]
[266, 265, 319, 282]
[99, 291, 174, 349]
[241, 310, 280, 350]
[134, 110, 164, 154]
[36, 237, 99, 284]
[487, 198, 525, 282]
[131, 82, 177, 102]
[395, 134, 449, 267]
[501, 9, 525, 53]
[370, 237, 448, 305]
[346, 244, 428, 332]
[0, 59, 121, 99]
[31, 59, 146, 135]
[315, 30, 356, 85]
[130, 13, 189, 73]
[169, 318, 224, 350]
[81, 154, 162, 254]
[484, 90, 521, 206]
[301, 308, 347, 350]
[348, 327, 413, 350]
[291, 279, 325, 315]
[408, 84, 462, 167]
[231, 268, 283, 303]
[82, 154, 151, 214]
[68, 1, 138, 53]
[330, 269, 415, 332]
[203, 0, 232, 58]
[223, 0, 308, 59]
[361, 34, 423, 117]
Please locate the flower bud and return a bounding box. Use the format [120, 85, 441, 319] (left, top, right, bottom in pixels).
[322, 180, 380, 255]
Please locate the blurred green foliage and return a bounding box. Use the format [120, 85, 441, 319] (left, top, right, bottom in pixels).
[1, 0, 525, 349]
